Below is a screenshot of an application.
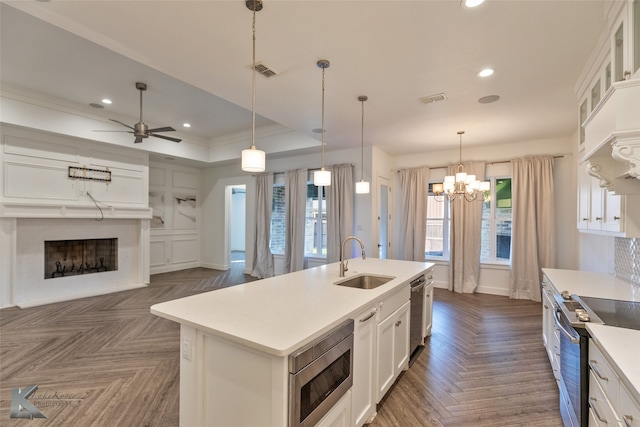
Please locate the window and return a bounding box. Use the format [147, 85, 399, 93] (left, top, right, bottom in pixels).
[269, 174, 327, 258]
[425, 183, 450, 259]
[481, 177, 512, 264]
[305, 183, 327, 257]
[270, 183, 286, 254]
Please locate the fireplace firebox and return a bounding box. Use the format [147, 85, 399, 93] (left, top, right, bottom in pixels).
[44, 238, 118, 279]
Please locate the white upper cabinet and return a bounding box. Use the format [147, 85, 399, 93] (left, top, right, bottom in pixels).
[577, 0, 640, 195]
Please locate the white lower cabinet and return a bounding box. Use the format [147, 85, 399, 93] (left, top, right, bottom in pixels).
[376, 300, 410, 402]
[316, 390, 352, 427]
[351, 305, 378, 427]
[588, 339, 640, 427]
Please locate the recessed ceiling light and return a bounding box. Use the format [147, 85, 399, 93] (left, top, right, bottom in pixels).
[464, 0, 485, 7]
[101, 98, 112, 105]
[183, 123, 191, 128]
[478, 95, 500, 104]
[478, 68, 494, 78]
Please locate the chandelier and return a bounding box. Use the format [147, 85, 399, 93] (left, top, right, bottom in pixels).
[241, 0, 266, 173]
[433, 131, 490, 201]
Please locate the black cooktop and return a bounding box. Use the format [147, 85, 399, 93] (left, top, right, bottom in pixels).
[579, 296, 640, 331]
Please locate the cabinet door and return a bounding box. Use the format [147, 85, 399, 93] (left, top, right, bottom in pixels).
[589, 175, 604, 231]
[375, 311, 396, 402]
[316, 390, 352, 427]
[602, 190, 622, 233]
[424, 284, 433, 337]
[393, 301, 410, 374]
[577, 165, 590, 230]
[352, 306, 377, 427]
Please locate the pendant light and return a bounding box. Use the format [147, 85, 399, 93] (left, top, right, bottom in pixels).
[313, 59, 331, 187]
[241, 0, 266, 173]
[355, 95, 370, 194]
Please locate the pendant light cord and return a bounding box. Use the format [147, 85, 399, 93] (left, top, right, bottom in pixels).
[321, 65, 326, 168]
[360, 99, 365, 181]
[251, 8, 257, 149]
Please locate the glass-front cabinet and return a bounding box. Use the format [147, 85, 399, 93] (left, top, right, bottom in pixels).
[577, 0, 639, 152]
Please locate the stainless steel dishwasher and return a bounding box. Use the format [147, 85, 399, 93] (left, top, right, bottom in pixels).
[409, 274, 426, 358]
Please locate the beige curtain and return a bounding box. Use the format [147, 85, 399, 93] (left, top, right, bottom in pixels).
[399, 167, 430, 261]
[448, 161, 485, 293]
[251, 173, 275, 278]
[510, 157, 556, 302]
[326, 164, 354, 263]
[284, 168, 307, 273]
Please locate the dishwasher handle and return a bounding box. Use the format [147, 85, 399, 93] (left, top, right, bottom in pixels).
[411, 282, 426, 293]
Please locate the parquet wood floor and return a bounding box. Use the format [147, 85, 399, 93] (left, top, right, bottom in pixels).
[1, 267, 562, 426]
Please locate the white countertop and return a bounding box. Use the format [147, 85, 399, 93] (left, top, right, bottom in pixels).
[151, 258, 432, 357]
[542, 268, 640, 302]
[543, 268, 640, 404]
[586, 323, 640, 404]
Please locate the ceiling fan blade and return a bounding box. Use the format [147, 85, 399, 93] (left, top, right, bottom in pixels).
[93, 130, 133, 133]
[134, 136, 143, 144]
[109, 119, 135, 130]
[149, 133, 181, 143]
[147, 126, 176, 133]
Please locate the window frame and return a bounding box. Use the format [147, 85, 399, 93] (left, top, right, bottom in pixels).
[480, 175, 512, 266]
[425, 183, 450, 261]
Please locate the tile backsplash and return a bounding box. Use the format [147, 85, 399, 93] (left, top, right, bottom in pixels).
[615, 237, 640, 286]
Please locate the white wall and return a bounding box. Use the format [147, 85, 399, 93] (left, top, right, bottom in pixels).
[149, 161, 201, 274]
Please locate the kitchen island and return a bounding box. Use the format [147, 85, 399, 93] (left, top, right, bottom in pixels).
[151, 258, 432, 427]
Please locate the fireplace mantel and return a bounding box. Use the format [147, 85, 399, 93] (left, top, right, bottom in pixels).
[1, 202, 152, 219]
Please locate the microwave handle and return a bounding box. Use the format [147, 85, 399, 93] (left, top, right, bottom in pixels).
[553, 308, 580, 344]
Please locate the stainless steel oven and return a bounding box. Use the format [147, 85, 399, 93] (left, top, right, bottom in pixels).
[288, 319, 354, 427]
[553, 293, 603, 427]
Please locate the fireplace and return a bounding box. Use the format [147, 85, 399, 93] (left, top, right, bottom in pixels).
[44, 238, 118, 279]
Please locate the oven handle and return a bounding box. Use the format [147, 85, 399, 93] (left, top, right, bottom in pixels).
[553, 307, 580, 344]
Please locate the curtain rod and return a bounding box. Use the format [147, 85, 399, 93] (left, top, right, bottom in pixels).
[396, 154, 570, 172]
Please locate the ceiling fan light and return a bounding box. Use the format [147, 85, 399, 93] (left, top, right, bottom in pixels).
[356, 180, 370, 194]
[241, 146, 265, 172]
[314, 168, 331, 187]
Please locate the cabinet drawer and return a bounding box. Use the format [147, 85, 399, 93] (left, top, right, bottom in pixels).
[589, 371, 620, 427]
[378, 286, 409, 321]
[619, 382, 640, 427]
[589, 340, 619, 404]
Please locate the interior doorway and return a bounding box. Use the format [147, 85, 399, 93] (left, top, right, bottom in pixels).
[228, 185, 246, 268]
[377, 177, 391, 259]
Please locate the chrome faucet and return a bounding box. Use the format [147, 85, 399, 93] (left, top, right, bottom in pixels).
[340, 236, 366, 277]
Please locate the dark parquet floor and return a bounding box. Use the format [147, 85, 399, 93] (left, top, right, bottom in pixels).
[1, 265, 562, 426]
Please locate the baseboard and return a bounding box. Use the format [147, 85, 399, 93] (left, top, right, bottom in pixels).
[16, 283, 148, 309]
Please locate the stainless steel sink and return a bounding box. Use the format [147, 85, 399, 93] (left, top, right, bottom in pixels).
[334, 274, 395, 290]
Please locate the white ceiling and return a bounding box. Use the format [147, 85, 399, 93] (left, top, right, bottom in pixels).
[1, 0, 607, 164]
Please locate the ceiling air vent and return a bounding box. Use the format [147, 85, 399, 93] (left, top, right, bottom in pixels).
[253, 63, 277, 78]
[419, 93, 447, 104]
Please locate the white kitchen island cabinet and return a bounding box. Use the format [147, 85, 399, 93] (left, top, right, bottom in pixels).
[151, 258, 432, 427]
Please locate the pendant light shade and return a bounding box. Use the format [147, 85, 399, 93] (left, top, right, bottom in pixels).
[241, 146, 266, 172]
[314, 59, 331, 187]
[241, 0, 266, 173]
[356, 95, 370, 194]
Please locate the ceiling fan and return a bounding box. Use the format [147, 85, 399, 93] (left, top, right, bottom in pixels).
[96, 82, 181, 144]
